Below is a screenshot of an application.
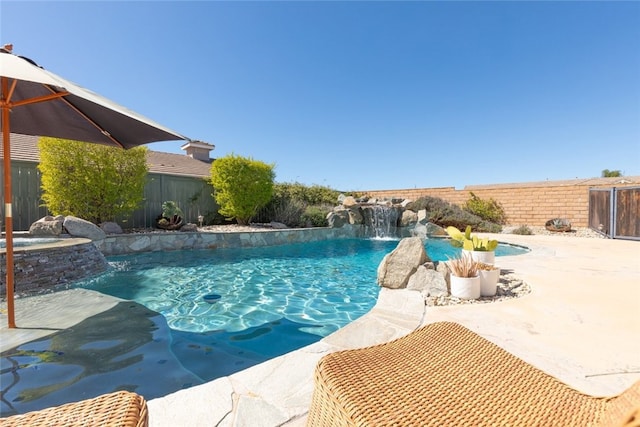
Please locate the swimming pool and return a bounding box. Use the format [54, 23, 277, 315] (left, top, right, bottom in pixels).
[0, 237, 527, 416]
[79, 238, 526, 336]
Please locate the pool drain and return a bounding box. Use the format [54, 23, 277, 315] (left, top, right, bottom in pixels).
[203, 294, 222, 303]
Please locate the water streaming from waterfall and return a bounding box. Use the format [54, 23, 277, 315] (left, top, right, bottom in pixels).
[362, 205, 400, 239]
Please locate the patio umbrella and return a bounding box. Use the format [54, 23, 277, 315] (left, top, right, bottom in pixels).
[0, 44, 189, 328]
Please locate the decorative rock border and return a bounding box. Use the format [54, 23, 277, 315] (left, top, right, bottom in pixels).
[94, 225, 360, 256]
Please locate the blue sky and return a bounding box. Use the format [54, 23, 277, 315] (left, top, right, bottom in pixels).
[2, 1, 639, 191]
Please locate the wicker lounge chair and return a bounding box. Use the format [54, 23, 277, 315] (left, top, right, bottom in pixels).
[0, 391, 148, 427]
[307, 322, 640, 426]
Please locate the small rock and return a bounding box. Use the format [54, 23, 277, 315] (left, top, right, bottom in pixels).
[180, 223, 198, 232]
[269, 221, 288, 229]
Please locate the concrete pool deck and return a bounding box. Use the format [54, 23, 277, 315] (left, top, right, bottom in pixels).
[1, 234, 639, 426]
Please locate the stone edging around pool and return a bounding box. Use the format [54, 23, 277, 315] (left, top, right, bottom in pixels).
[93, 225, 361, 256]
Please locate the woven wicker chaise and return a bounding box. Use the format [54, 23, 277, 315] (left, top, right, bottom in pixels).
[0, 390, 148, 427]
[307, 322, 640, 426]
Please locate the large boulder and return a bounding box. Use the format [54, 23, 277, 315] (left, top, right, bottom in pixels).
[426, 223, 447, 236]
[341, 196, 358, 207]
[29, 215, 64, 236]
[63, 216, 106, 240]
[377, 237, 430, 289]
[327, 210, 349, 228]
[417, 209, 429, 224]
[412, 223, 447, 239]
[400, 210, 418, 227]
[407, 264, 448, 297]
[100, 221, 123, 235]
[347, 207, 363, 225]
[436, 261, 451, 289]
[411, 223, 428, 239]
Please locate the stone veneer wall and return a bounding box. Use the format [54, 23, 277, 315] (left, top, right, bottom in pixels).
[0, 239, 109, 296]
[364, 176, 640, 228]
[94, 226, 360, 256]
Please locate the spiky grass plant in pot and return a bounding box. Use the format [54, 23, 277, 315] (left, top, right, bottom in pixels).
[446, 253, 480, 300]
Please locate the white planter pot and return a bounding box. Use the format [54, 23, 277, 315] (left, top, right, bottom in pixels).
[450, 274, 481, 300]
[463, 249, 495, 265]
[479, 268, 500, 297]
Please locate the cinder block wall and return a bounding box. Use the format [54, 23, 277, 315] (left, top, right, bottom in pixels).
[364, 177, 640, 228]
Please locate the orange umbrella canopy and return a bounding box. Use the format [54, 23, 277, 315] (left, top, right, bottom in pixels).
[1, 44, 189, 327]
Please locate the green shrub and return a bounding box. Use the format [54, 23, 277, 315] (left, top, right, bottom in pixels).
[203, 210, 230, 226]
[512, 225, 533, 235]
[255, 182, 341, 227]
[301, 205, 331, 227]
[477, 221, 502, 233]
[405, 196, 502, 232]
[275, 182, 341, 205]
[405, 196, 481, 229]
[210, 154, 275, 225]
[38, 137, 148, 224]
[256, 197, 306, 227]
[404, 196, 449, 213]
[463, 192, 507, 225]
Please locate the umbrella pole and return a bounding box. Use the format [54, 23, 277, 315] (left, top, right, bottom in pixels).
[1, 76, 16, 328]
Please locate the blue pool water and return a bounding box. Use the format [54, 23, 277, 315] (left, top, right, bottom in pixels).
[78, 238, 525, 336]
[0, 238, 527, 416]
[87, 239, 398, 336]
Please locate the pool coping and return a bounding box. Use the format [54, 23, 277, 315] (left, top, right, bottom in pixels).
[0, 237, 91, 254]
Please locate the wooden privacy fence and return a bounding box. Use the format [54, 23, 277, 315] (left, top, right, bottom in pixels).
[0, 161, 218, 231]
[0, 161, 49, 231]
[589, 187, 640, 240]
[122, 173, 219, 229]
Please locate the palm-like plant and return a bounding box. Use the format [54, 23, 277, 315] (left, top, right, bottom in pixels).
[157, 201, 184, 230]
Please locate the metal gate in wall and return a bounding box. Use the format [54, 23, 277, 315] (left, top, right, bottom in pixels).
[589, 187, 640, 240]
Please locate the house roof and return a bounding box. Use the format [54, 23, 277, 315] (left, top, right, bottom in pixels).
[0, 133, 213, 178]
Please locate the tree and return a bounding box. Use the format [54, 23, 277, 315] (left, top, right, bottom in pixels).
[601, 169, 622, 177]
[38, 137, 148, 224]
[210, 154, 275, 225]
